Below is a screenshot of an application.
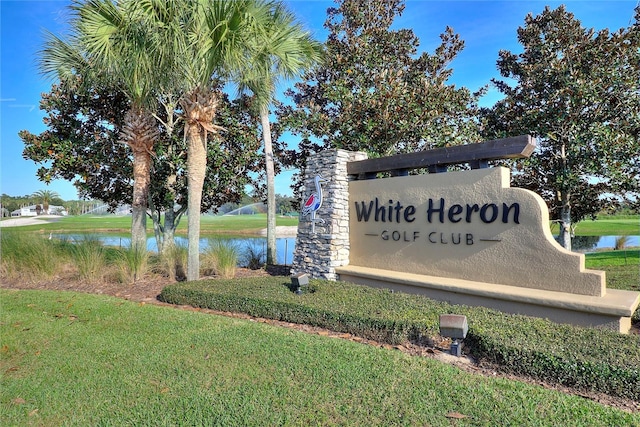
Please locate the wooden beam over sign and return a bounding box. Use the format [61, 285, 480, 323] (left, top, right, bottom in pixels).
[346, 135, 536, 176]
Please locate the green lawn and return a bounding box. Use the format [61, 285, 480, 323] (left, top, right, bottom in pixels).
[569, 216, 640, 236]
[7, 213, 299, 235]
[1, 289, 637, 426]
[6, 213, 638, 237]
[586, 250, 640, 292]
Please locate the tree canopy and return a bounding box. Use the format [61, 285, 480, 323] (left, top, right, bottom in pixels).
[277, 0, 482, 195]
[20, 78, 262, 253]
[485, 5, 640, 249]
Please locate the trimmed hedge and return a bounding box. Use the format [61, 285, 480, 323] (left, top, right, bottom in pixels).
[159, 277, 640, 401]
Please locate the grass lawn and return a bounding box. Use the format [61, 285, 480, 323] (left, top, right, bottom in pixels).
[585, 250, 640, 293]
[7, 213, 299, 235]
[569, 216, 639, 236]
[6, 213, 637, 237]
[1, 289, 637, 426]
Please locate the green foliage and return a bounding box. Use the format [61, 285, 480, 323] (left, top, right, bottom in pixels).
[485, 5, 640, 248]
[20, 79, 263, 237]
[160, 277, 640, 401]
[277, 0, 482, 198]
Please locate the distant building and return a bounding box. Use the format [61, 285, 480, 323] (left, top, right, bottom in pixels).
[10, 205, 67, 217]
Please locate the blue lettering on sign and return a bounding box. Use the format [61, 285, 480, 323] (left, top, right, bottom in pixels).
[355, 198, 519, 224]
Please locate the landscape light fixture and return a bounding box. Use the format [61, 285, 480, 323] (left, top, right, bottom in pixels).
[290, 273, 309, 295]
[439, 314, 468, 357]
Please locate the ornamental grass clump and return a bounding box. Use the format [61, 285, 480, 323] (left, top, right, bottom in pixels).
[0, 230, 68, 281]
[113, 244, 149, 283]
[69, 235, 107, 282]
[155, 243, 188, 281]
[201, 239, 238, 279]
[241, 243, 265, 270]
[614, 236, 629, 250]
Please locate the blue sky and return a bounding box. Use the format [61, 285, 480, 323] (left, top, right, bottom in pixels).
[1, 0, 637, 201]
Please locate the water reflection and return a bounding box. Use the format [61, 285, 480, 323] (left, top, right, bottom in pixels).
[54, 234, 297, 265]
[555, 235, 640, 252]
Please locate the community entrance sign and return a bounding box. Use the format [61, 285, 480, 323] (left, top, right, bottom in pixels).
[292, 137, 640, 333]
[347, 166, 604, 296]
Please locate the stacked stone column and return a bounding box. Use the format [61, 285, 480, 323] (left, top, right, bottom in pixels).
[291, 149, 367, 280]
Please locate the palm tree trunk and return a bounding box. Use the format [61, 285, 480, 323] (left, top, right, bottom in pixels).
[131, 149, 151, 251]
[261, 106, 277, 265]
[121, 107, 157, 252]
[186, 124, 206, 281]
[182, 86, 219, 281]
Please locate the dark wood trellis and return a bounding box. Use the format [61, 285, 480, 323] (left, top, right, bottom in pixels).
[347, 135, 535, 179]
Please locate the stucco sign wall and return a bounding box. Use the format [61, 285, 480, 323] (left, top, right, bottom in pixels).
[348, 166, 605, 297]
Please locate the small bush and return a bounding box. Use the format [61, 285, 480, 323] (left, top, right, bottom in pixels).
[241, 244, 265, 270]
[201, 239, 238, 278]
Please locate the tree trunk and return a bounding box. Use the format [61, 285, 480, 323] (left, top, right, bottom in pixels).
[150, 205, 163, 253]
[261, 106, 277, 265]
[131, 148, 151, 251]
[162, 208, 177, 253]
[121, 107, 157, 252]
[558, 190, 572, 251]
[182, 86, 218, 281]
[186, 124, 206, 281]
[557, 141, 571, 251]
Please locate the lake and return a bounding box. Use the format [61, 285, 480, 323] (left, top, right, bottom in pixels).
[54, 234, 297, 265]
[567, 235, 639, 252]
[53, 233, 639, 265]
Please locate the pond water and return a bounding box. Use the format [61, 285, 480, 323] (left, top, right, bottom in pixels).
[53, 233, 639, 265]
[558, 235, 639, 252]
[54, 234, 297, 265]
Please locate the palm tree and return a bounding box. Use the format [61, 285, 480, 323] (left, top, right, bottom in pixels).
[40, 0, 164, 250]
[32, 189, 61, 214]
[239, 4, 322, 265]
[164, 0, 307, 280]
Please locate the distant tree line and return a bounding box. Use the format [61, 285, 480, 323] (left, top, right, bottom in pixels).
[0, 193, 109, 217]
